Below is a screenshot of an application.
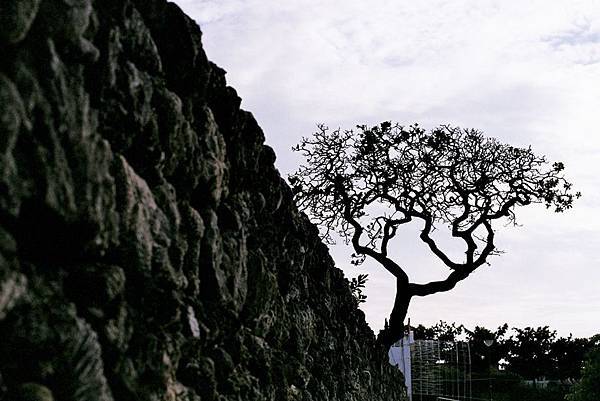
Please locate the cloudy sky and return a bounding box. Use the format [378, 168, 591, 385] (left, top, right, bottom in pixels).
[173, 0, 600, 338]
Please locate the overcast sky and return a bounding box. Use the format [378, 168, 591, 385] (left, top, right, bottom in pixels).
[173, 0, 600, 338]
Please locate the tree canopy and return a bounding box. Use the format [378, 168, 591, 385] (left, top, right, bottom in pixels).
[290, 122, 579, 346]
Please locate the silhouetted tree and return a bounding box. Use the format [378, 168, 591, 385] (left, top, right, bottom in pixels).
[465, 324, 509, 374]
[506, 326, 558, 381]
[550, 335, 591, 380]
[290, 122, 579, 348]
[412, 320, 464, 342]
[412, 321, 466, 358]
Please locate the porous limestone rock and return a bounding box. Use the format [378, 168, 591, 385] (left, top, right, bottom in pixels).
[0, 1, 407, 400]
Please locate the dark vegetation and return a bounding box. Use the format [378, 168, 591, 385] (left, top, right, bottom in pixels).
[348, 273, 369, 305]
[291, 122, 579, 348]
[567, 342, 600, 401]
[414, 321, 600, 401]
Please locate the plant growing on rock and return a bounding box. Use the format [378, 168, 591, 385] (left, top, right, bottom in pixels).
[349, 273, 369, 305]
[290, 122, 579, 348]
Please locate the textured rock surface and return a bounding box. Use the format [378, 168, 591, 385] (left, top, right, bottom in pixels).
[0, 0, 407, 400]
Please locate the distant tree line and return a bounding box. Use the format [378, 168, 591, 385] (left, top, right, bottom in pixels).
[412, 321, 595, 381]
[411, 321, 600, 401]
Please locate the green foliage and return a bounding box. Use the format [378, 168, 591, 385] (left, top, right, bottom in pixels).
[470, 370, 569, 401]
[488, 380, 569, 401]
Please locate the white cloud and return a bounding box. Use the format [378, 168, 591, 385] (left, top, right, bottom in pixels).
[173, 0, 600, 337]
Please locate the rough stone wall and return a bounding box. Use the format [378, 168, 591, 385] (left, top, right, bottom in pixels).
[0, 0, 407, 400]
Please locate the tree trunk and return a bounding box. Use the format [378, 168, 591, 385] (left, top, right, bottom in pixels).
[378, 276, 411, 349]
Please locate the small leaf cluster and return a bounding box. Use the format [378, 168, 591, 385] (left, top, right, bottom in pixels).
[348, 273, 368, 304]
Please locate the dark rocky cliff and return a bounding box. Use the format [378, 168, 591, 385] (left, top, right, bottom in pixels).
[0, 1, 407, 400]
